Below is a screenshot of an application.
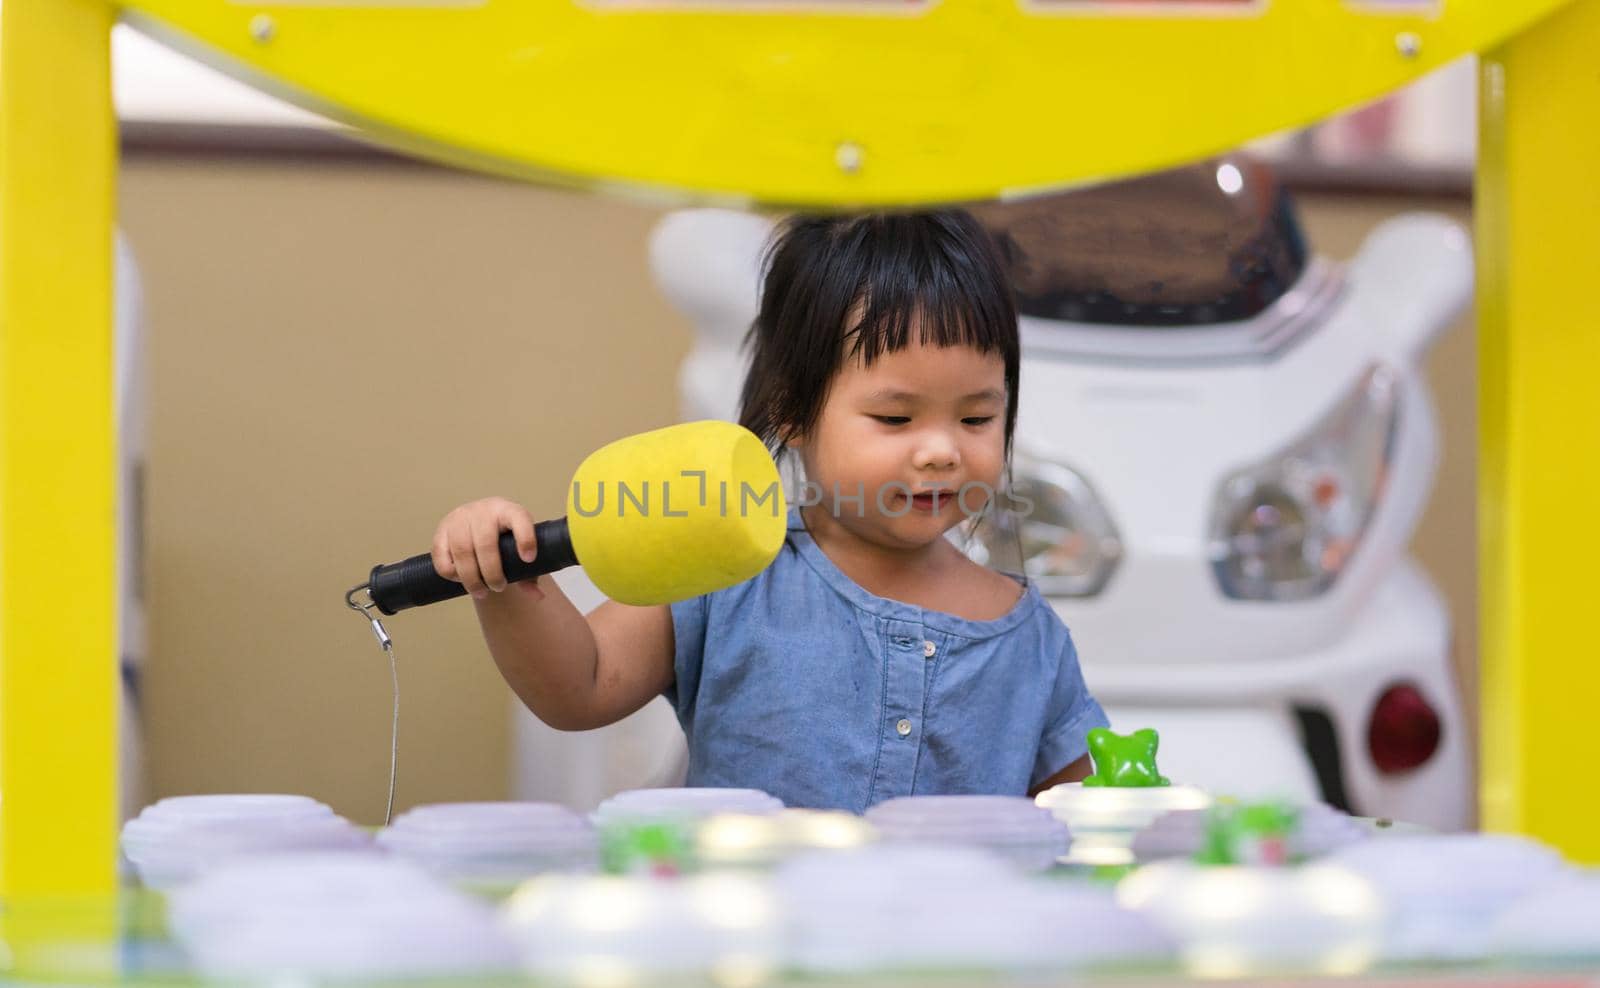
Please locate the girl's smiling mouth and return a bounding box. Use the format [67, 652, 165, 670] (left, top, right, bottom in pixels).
[905, 488, 957, 512]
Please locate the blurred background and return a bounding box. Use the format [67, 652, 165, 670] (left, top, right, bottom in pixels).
[114, 29, 1477, 825]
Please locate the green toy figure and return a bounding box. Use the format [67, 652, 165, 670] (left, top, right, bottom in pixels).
[599, 819, 694, 877]
[1195, 801, 1300, 866]
[1081, 727, 1171, 787]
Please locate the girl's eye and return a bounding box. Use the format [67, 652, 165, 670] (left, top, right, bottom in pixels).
[873, 415, 911, 426]
[963, 416, 996, 426]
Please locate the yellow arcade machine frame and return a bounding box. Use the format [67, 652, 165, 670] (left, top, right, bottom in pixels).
[2, 0, 1597, 903]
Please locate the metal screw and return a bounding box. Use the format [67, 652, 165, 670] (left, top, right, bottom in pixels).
[835, 142, 864, 175]
[1395, 32, 1421, 58]
[250, 14, 276, 44]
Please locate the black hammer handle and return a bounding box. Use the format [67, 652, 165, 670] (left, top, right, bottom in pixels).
[366, 518, 577, 615]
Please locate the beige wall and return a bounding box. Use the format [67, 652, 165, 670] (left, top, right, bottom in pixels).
[122, 153, 1475, 823]
[124, 155, 689, 823]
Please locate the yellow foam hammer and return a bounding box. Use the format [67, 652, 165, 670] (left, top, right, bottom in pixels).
[365, 420, 787, 613]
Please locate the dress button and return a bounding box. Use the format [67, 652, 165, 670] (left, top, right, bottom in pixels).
[896, 718, 913, 737]
[922, 640, 937, 658]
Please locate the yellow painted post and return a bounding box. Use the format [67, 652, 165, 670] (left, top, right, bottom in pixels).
[0, 0, 120, 901]
[1477, 0, 1600, 863]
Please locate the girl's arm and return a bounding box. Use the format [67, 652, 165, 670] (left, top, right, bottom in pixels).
[473, 584, 676, 731]
[1028, 753, 1092, 798]
[432, 497, 677, 731]
[1031, 628, 1109, 795]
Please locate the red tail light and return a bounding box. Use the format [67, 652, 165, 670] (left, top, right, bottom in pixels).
[1367, 682, 1442, 774]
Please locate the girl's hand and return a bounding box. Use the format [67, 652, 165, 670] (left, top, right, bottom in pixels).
[430, 497, 545, 601]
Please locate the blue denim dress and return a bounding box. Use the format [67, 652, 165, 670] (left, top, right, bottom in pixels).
[665, 507, 1109, 812]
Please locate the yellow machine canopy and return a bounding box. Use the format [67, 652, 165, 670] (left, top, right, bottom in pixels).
[120, 0, 1563, 206]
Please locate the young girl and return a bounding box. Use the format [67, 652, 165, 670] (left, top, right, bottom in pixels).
[431, 210, 1108, 813]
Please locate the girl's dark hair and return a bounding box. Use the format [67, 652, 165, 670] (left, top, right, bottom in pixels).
[737, 210, 1020, 463]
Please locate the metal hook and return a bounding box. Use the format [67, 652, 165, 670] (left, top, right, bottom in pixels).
[347, 581, 400, 825]
[346, 583, 391, 651]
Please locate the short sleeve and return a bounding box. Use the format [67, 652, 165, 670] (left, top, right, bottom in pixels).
[1031, 630, 1111, 787]
[663, 592, 710, 730]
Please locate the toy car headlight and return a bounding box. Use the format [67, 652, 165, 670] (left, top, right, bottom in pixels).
[1208, 365, 1400, 602]
[954, 456, 1123, 598]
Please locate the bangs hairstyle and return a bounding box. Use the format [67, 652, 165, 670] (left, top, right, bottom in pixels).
[738, 210, 1021, 462]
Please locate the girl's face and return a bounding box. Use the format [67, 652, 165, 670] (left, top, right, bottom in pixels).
[790, 338, 1008, 552]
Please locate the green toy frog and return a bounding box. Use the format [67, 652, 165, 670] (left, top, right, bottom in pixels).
[1081, 727, 1171, 788]
[599, 819, 694, 877]
[1195, 801, 1300, 866]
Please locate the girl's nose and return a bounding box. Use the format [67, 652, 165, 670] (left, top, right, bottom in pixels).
[913, 429, 960, 471]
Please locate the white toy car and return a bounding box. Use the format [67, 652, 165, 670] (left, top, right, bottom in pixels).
[642, 157, 1472, 829]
